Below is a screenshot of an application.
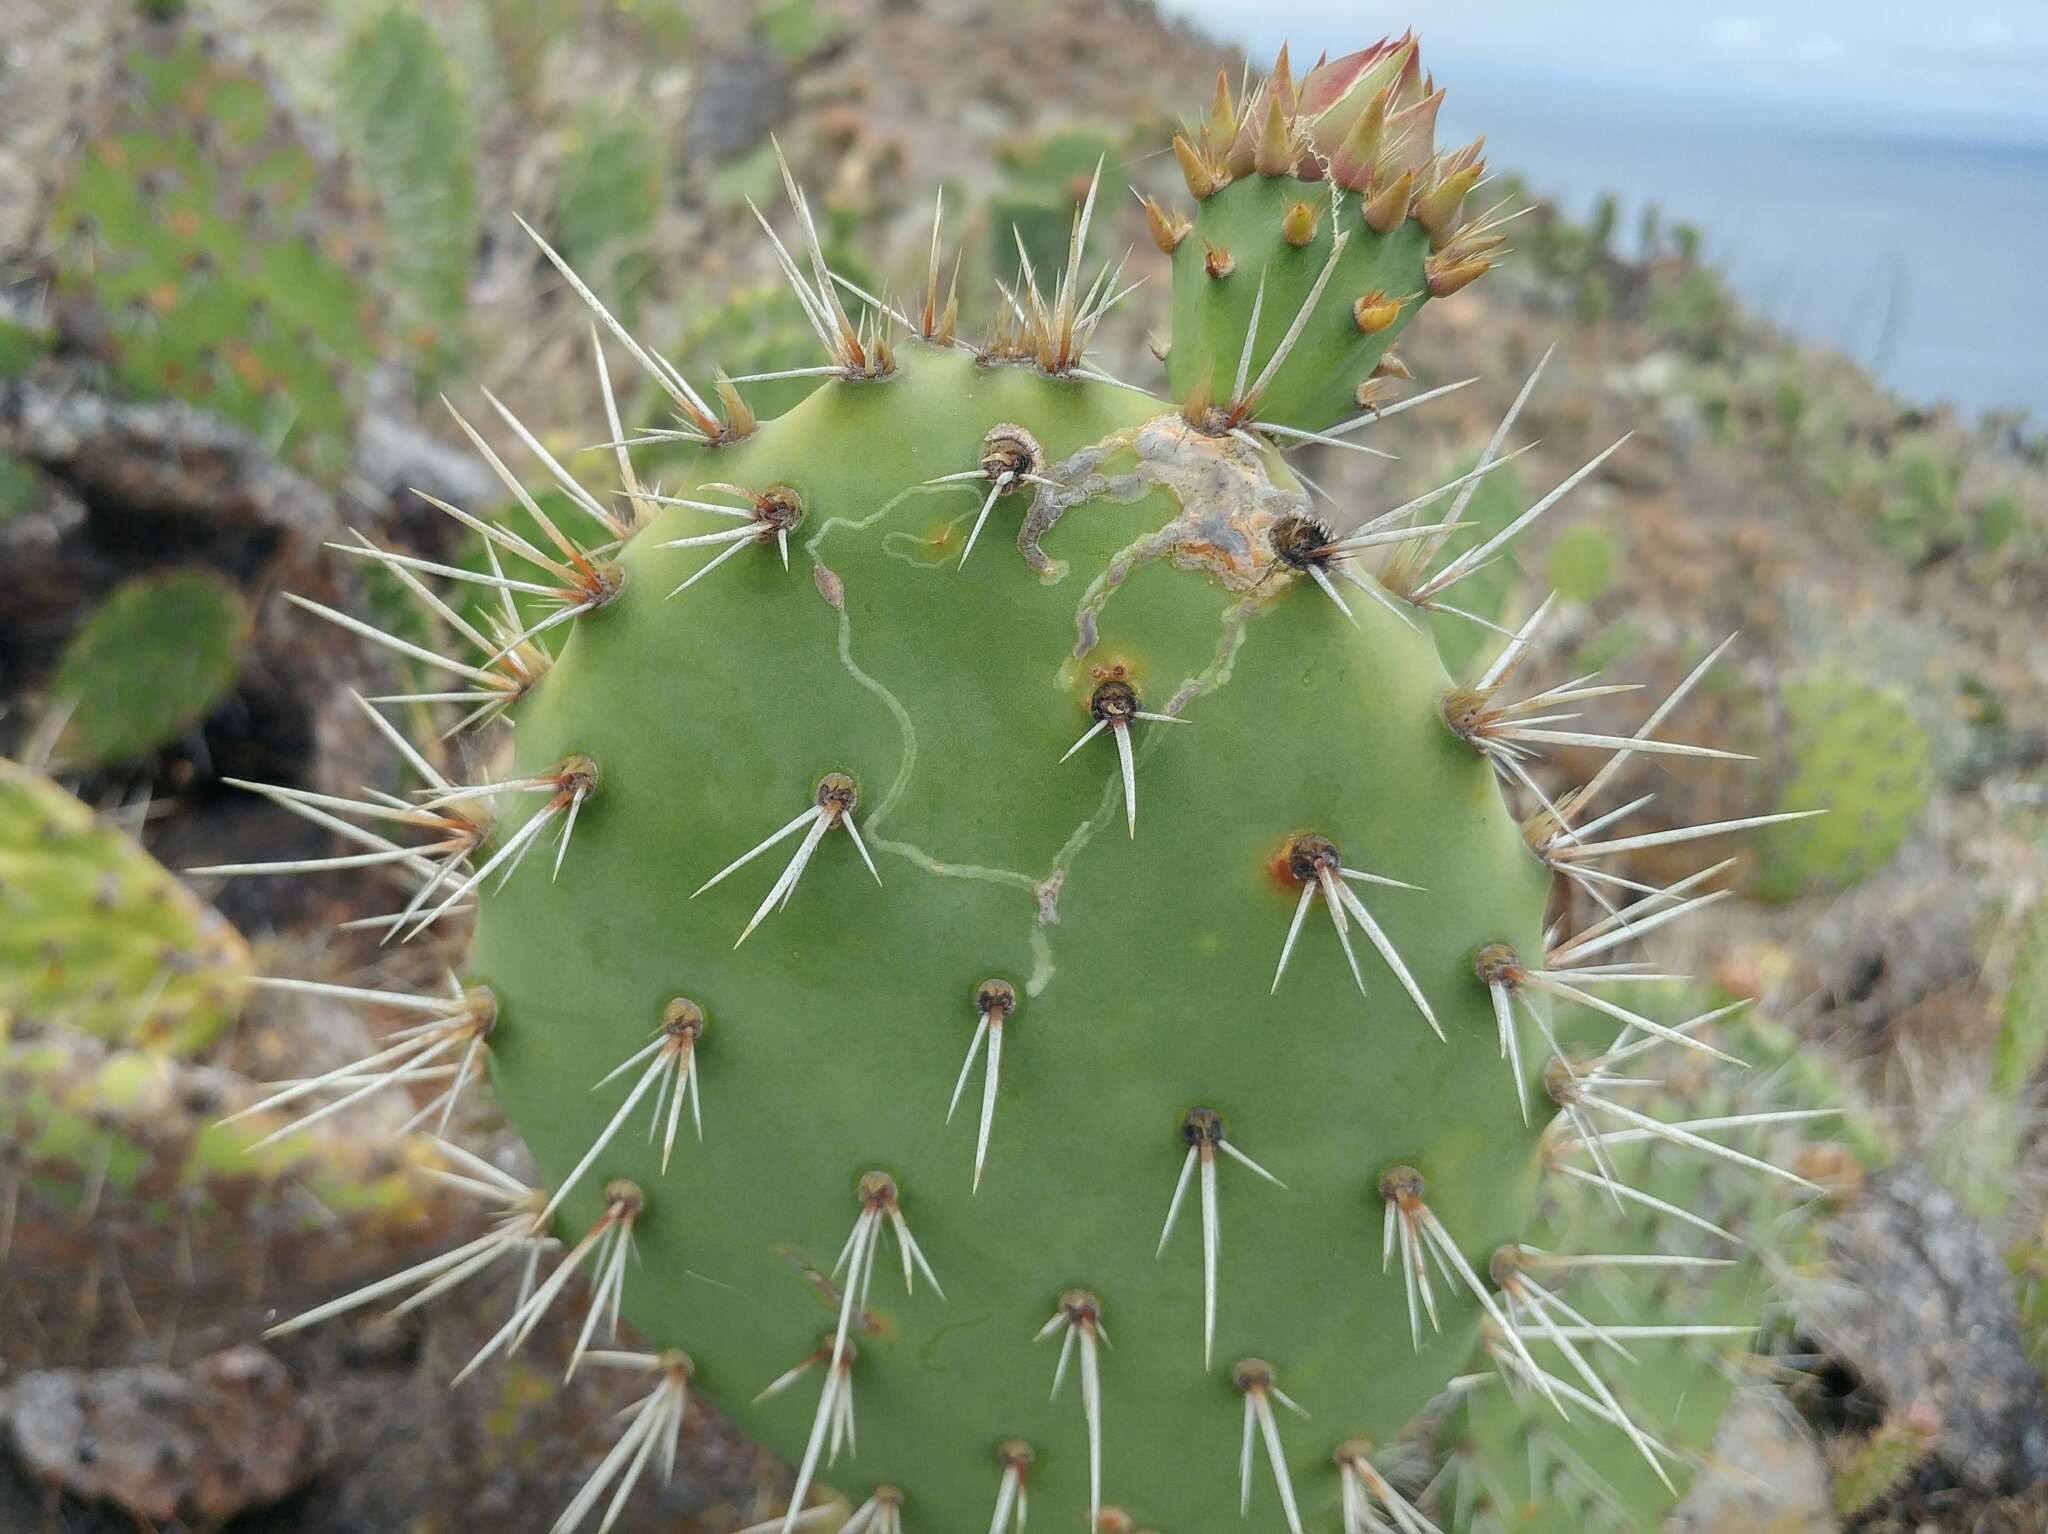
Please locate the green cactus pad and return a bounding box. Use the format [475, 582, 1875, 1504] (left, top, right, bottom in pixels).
[1750, 674, 1932, 902]
[42, 25, 385, 478]
[1544, 525, 1619, 607]
[1830, 1410, 1940, 1520]
[1873, 443, 1965, 566]
[469, 342, 1554, 1529]
[1436, 982, 1822, 1534]
[0, 449, 39, 525]
[49, 568, 250, 766]
[335, 7, 477, 379]
[758, 0, 846, 62]
[1995, 896, 2048, 1096]
[0, 759, 248, 1053]
[0, 1031, 481, 1352]
[1159, 39, 1492, 433]
[0, 315, 52, 378]
[1169, 173, 1432, 429]
[224, 37, 1782, 1534]
[551, 115, 663, 321]
[0, 1033, 423, 1224]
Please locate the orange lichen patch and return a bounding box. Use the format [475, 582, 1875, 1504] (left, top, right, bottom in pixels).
[226, 346, 267, 390]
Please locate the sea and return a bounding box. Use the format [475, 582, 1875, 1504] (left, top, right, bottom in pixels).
[1435, 70, 2048, 423]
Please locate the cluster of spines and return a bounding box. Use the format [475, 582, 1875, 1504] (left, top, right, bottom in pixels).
[192, 76, 1823, 1534]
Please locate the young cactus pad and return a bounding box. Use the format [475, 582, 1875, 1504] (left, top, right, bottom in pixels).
[235, 38, 1802, 1534]
[1, 760, 248, 1053]
[1160, 36, 1498, 431]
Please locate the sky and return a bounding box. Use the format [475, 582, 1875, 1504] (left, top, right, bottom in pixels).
[1156, 1, 2048, 145]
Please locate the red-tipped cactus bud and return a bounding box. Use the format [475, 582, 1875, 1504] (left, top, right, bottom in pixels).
[1172, 134, 1217, 200]
[1300, 34, 1416, 146]
[1364, 171, 1415, 235]
[1426, 251, 1491, 297]
[1416, 162, 1485, 241]
[1377, 88, 1445, 181]
[1216, 36, 1445, 190]
[1328, 88, 1389, 191]
[1142, 196, 1192, 254]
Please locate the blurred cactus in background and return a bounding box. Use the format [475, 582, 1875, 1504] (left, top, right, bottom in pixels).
[550, 114, 664, 325]
[42, 25, 386, 478]
[991, 126, 1124, 286]
[45, 568, 250, 768]
[333, 7, 477, 385]
[1750, 675, 1934, 903]
[0, 759, 247, 1052]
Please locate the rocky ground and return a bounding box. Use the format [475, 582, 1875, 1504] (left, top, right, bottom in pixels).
[2, 0, 2044, 1530]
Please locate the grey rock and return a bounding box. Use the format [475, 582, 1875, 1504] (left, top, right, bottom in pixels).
[4, 1347, 317, 1523]
[680, 46, 792, 168]
[1812, 1165, 2048, 1497]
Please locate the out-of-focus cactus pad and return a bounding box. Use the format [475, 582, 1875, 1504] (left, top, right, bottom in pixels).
[334, 7, 476, 378]
[48, 567, 250, 766]
[43, 25, 384, 477]
[0, 758, 248, 1051]
[1751, 675, 1932, 901]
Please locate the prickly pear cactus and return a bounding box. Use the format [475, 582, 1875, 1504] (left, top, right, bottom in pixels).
[0, 314, 52, 377]
[222, 38, 1809, 1533]
[47, 568, 250, 767]
[1751, 674, 1932, 902]
[550, 113, 664, 322]
[0, 447, 39, 524]
[0, 759, 248, 1053]
[44, 22, 385, 478]
[1829, 1406, 1940, 1522]
[1996, 895, 2048, 1096]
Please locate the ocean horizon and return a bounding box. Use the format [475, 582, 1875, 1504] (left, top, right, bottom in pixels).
[1437, 69, 2048, 423]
